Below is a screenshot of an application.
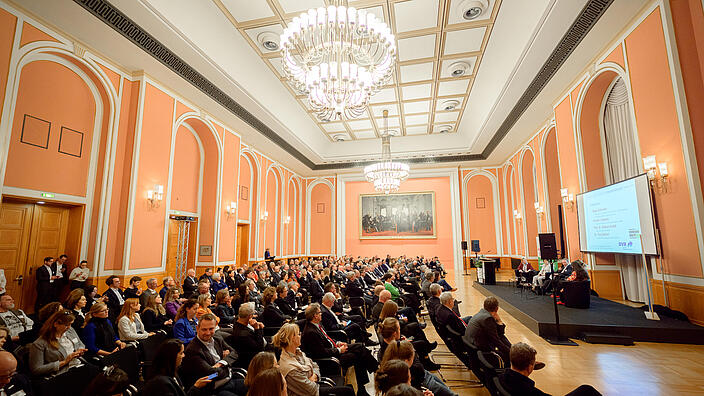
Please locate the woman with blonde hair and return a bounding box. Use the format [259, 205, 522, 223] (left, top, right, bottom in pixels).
[163, 287, 182, 320]
[82, 302, 126, 356]
[272, 323, 354, 396]
[117, 298, 153, 341]
[142, 293, 173, 332]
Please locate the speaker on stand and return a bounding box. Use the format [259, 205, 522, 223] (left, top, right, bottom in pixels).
[539, 232, 578, 346]
[461, 241, 468, 275]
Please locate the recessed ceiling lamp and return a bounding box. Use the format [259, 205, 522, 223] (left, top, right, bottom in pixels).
[332, 134, 346, 142]
[447, 61, 470, 77]
[440, 99, 460, 111]
[257, 31, 280, 51]
[436, 124, 453, 133]
[280, 1, 396, 121]
[364, 110, 409, 194]
[457, 0, 488, 21]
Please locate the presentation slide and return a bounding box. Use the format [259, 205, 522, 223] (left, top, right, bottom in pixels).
[577, 174, 658, 255]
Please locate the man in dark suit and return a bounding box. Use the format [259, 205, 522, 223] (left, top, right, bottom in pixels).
[275, 285, 298, 317]
[139, 278, 158, 311]
[182, 269, 199, 298]
[321, 293, 375, 346]
[51, 254, 69, 299]
[199, 268, 214, 284]
[435, 292, 470, 339]
[181, 313, 244, 395]
[499, 343, 599, 396]
[104, 275, 125, 323]
[227, 303, 265, 369]
[301, 304, 378, 396]
[35, 256, 56, 311]
[426, 283, 442, 324]
[464, 296, 511, 364]
[285, 282, 304, 312]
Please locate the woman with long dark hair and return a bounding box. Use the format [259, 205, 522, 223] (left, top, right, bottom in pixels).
[143, 339, 213, 395]
[173, 299, 198, 344]
[29, 310, 87, 376]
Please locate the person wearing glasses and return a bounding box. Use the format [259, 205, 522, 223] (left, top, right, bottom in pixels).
[82, 302, 127, 356]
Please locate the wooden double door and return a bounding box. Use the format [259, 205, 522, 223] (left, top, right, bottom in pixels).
[0, 199, 83, 312]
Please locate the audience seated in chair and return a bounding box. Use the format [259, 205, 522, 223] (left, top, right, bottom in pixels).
[0, 351, 32, 396]
[117, 298, 154, 341]
[321, 293, 374, 346]
[435, 291, 471, 339]
[243, 351, 277, 393]
[29, 309, 89, 377]
[273, 322, 354, 396]
[227, 302, 265, 369]
[213, 289, 236, 326]
[82, 302, 127, 357]
[261, 287, 291, 328]
[143, 338, 214, 395]
[499, 342, 601, 396]
[247, 367, 287, 396]
[374, 359, 411, 396]
[173, 300, 199, 345]
[142, 293, 174, 333]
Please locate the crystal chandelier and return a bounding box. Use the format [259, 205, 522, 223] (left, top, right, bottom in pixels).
[364, 110, 409, 194]
[280, 1, 396, 121]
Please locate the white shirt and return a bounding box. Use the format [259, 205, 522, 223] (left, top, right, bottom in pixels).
[44, 265, 54, 283]
[69, 267, 89, 282]
[111, 288, 125, 305]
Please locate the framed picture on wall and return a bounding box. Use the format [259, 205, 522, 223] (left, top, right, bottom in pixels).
[316, 203, 325, 213]
[240, 186, 248, 200]
[476, 197, 486, 209]
[359, 191, 436, 239]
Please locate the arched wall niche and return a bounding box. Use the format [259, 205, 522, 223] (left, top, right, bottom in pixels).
[264, 164, 283, 256]
[240, 149, 260, 260]
[286, 176, 302, 256]
[307, 178, 334, 255]
[463, 170, 501, 256]
[503, 163, 517, 256]
[540, 126, 563, 237]
[519, 147, 539, 257]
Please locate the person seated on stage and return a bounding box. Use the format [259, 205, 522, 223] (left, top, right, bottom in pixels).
[500, 342, 601, 396]
[426, 284, 442, 323]
[117, 298, 154, 341]
[464, 296, 545, 370]
[227, 302, 266, 369]
[540, 259, 569, 295]
[173, 299, 199, 345]
[301, 303, 378, 396]
[123, 276, 142, 300]
[213, 289, 236, 326]
[435, 291, 471, 339]
[180, 313, 245, 396]
[247, 367, 287, 396]
[321, 293, 375, 346]
[29, 310, 89, 377]
[532, 263, 552, 294]
[142, 293, 174, 333]
[262, 286, 291, 328]
[143, 339, 215, 395]
[373, 290, 420, 326]
[515, 258, 537, 286]
[82, 302, 127, 356]
[374, 359, 411, 396]
[380, 336, 454, 396]
[273, 322, 355, 396]
[555, 260, 590, 305]
[379, 301, 433, 348]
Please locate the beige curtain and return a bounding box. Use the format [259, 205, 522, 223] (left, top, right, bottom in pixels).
[603, 78, 648, 303]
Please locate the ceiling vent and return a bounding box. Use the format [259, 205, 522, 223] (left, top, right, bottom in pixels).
[440, 99, 461, 111]
[257, 31, 280, 51]
[457, 0, 488, 21]
[447, 61, 470, 77]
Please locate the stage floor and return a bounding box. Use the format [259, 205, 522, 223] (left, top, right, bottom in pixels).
[473, 282, 704, 344]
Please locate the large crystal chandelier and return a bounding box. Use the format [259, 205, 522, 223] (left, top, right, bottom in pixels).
[280, 1, 396, 121]
[364, 110, 409, 194]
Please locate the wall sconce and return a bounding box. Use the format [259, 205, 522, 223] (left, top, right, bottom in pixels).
[260, 211, 269, 221]
[534, 201, 544, 217]
[147, 184, 164, 209]
[225, 201, 236, 219]
[560, 188, 575, 209]
[643, 155, 669, 192]
[283, 215, 291, 225]
[513, 209, 522, 220]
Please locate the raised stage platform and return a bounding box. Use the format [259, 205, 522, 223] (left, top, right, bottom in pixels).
[472, 282, 704, 344]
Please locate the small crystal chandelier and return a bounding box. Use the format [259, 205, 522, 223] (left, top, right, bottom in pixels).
[280, 0, 396, 121]
[364, 110, 409, 194]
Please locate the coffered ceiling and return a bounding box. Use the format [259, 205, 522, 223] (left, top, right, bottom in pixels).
[215, 0, 500, 142]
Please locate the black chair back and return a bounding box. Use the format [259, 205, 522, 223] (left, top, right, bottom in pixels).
[492, 376, 512, 396]
[102, 344, 140, 384]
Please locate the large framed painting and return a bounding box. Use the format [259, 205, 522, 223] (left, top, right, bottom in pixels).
[359, 192, 436, 239]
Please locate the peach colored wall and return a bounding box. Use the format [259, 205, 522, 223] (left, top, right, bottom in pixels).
[105, 79, 139, 271]
[5, 60, 95, 196]
[0, 9, 16, 120]
[264, 168, 278, 255]
[170, 125, 200, 213]
[19, 22, 58, 47]
[625, 8, 702, 277]
[344, 177, 453, 266]
[310, 182, 333, 255]
[191, 121, 219, 264]
[96, 64, 120, 95]
[128, 83, 173, 269]
[467, 175, 497, 254]
[286, 179, 297, 255]
[238, 155, 251, 222]
[521, 150, 538, 256]
[579, 72, 611, 191]
[601, 43, 625, 69]
[543, 128, 563, 236]
[218, 131, 239, 262]
[497, 167, 509, 255]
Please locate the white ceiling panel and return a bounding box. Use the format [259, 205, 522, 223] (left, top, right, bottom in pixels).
[405, 113, 429, 125]
[447, 0, 495, 25]
[278, 0, 326, 15]
[321, 122, 346, 132]
[393, 0, 440, 32]
[403, 100, 431, 114]
[346, 119, 374, 130]
[369, 87, 398, 104]
[435, 97, 464, 111]
[402, 83, 432, 100]
[354, 130, 377, 139]
[405, 125, 428, 135]
[370, 105, 400, 117]
[440, 57, 476, 78]
[397, 34, 436, 61]
[330, 132, 352, 141]
[400, 62, 434, 83]
[438, 79, 470, 96]
[244, 24, 285, 53]
[444, 26, 487, 55]
[222, 0, 275, 22]
[433, 111, 460, 122]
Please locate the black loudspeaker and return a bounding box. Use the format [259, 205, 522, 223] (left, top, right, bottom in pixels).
[471, 240, 480, 253]
[538, 233, 558, 260]
[461, 241, 468, 251]
[557, 205, 566, 259]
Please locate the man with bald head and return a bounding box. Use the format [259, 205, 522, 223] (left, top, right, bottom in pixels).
[371, 290, 420, 325]
[0, 351, 31, 395]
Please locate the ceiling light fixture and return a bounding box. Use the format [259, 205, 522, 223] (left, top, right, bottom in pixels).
[458, 0, 488, 21]
[280, 1, 396, 121]
[364, 110, 409, 194]
[440, 99, 460, 111]
[448, 61, 470, 77]
[257, 31, 280, 51]
[437, 124, 453, 133]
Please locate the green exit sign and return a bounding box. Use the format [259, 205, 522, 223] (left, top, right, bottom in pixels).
[40, 193, 55, 198]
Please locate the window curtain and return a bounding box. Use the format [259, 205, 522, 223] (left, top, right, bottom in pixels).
[603, 78, 648, 303]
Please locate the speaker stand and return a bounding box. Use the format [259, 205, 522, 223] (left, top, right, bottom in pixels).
[542, 260, 578, 346]
[462, 249, 469, 276]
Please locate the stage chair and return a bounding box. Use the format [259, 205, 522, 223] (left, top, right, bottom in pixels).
[562, 280, 591, 308]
